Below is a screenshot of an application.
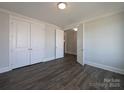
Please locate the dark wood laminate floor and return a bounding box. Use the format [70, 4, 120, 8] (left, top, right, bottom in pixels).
[0, 54, 124, 90]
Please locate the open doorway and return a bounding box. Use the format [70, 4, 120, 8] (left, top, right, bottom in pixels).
[64, 29, 77, 56]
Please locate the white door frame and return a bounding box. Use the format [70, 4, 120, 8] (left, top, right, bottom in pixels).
[83, 23, 85, 65]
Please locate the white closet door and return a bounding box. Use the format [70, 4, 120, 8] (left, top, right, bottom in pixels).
[56, 29, 64, 59]
[11, 19, 30, 69]
[30, 23, 45, 64]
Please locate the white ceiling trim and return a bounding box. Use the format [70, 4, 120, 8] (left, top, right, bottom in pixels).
[0, 6, 124, 31]
[0, 8, 61, 29]
[63, 9, 124, 30]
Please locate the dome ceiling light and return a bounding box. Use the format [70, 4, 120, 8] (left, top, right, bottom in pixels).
[73, 28, 78, 31]
[57, 2, 67, 10]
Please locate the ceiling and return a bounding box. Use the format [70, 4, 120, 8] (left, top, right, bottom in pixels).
[0, 2, 124, 28]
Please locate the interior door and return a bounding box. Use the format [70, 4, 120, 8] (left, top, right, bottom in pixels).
[56, 29, 64, 59]
[77, 24, 84, 65]
[11, 19, 30, 69]
[30, 23, 45, 64]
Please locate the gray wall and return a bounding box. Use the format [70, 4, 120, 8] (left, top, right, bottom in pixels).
[65, 30, 77, 55]
[84, 12, 124, 70]
[45, 25, 56, 60]
[0, 11, 9, 68]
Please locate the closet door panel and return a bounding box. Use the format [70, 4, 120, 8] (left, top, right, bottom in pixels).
[11, 19, 30, 69]
[30, 23, 45, 64]
[56, 29, 64, 59]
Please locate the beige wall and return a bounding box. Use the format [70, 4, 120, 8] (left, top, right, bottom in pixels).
[84, 12, 124, 73]
[0, 11, 9, 68]
[65, 30, 77, 55]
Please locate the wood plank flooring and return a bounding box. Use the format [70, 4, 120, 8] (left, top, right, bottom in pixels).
[0, 54, 124, 90]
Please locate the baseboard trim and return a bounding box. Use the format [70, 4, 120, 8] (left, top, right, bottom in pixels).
[43, 57, 55, 62]
[0, 66, 11, 73]
[85, 60, 124, 75]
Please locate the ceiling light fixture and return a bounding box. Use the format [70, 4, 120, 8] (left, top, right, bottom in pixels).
[73, 28, 78, 31]
[57, 2, 67, 10]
